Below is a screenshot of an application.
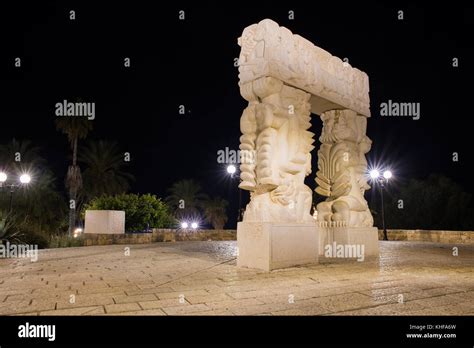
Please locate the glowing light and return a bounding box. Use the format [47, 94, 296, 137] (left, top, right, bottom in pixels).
[181, 222, 189, 229]
[369, 169, 380, 179]
[0, 172, 7, 183]
[20, 174, 31, 184]
[191, 222, 198, 229]
[226, 165, 236, 175]
[73, 228, 83, 238]
[383, 170, 392, 180]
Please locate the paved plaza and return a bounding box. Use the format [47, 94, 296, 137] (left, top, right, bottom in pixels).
[0, 241, 473, 315]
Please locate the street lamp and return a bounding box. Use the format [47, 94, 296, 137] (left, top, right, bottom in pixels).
[20, 174, 31, 184]
[0, 172, 32, 212]
[226, 165, 236, 176]
[369, 168, 392, 241]
[226, 164, 243, 224]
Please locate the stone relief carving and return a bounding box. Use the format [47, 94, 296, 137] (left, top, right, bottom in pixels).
[239, 77, 315, 223]
[315, 109, 373, 227]
[237, 19, 374, 228]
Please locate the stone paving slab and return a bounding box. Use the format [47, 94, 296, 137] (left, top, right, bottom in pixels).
[0, 241, 473, 315]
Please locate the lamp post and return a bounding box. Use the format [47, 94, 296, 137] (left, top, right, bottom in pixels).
[369, 169, 392, 241]
[0, 172, 32, 212]
[226, 164, 243, 224]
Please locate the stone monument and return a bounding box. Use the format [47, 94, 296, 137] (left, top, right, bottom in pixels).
[236, 19, 378, 271]
[84, 210, 125, 234]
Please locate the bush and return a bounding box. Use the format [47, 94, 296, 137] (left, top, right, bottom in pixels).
[84, 193, 175, 232]
[23, 231, 50, 249]
[0, 211, 23, 244]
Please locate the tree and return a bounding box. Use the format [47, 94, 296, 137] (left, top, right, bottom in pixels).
[374, 174, 474, 230]
[84, 193, 175, 231]
[13, 170, 67, 234]
[203, 197, 228, 229]
[79, 140, 134, 201]
[0, 139, 67, 237]
[0, 139, 44, 170]
[0, 211, 23, 244]
[55, 117, 93, 236]
[166, 179, 208, 218]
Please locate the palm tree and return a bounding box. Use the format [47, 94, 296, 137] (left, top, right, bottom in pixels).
[0, 139, 43, 214]
[0, 139, 66, 234]
[55, 118, 93, 236]
[0, 138, 45, 172]
[166, 179, 208, 218]
[0, 211, 23, 244]
[79, 140, 134, 201]
[14, 170, 67, 233]
[203, 197, 228, 229]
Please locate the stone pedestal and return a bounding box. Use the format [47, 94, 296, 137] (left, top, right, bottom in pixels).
[318, 226, 379, 259]
[237, 222, 319, 271]
[84, 210, 125, 234]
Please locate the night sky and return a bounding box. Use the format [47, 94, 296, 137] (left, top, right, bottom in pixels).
[1, 2, 472, 225]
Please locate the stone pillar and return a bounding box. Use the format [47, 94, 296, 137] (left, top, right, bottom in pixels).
[315, 109, 379, 257]
[237, 77, 319, 271]
[238, 76, 315, 223]
[315, 109, 373, 227]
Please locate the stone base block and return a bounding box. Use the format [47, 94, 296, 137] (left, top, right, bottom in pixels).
[318, 226, 379, 260]
[237, 222, 318, 271]
[84, 210, 125, 234]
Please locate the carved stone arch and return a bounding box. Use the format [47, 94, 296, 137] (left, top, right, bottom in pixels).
[236, 19, 379, 271]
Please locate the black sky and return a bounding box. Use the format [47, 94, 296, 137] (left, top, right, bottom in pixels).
[0, 2, 472, 225]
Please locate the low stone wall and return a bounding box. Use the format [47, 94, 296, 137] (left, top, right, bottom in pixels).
[152, 229, 236, 242]
[82, 229, 237, 246]
[83, 233, 152, 246]
[83, 229, 473, 246]
[379, 229, 474, 244]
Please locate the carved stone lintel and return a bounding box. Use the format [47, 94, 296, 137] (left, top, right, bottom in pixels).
[238, 19, 370, 117]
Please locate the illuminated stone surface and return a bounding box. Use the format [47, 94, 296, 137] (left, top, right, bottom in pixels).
[0, 241, 472, 315]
